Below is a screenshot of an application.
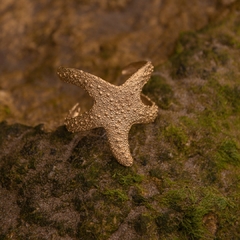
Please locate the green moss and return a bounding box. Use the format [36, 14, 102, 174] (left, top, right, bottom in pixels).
[73, 198, 84, 213]
[203, 78, 240, 116]
[143, 75, 174, 109]
[27, 159, 36, 170]
[0, 155, 31, 189]
[149, 168, 162, 179]
[131, 190, 147, 206]
[20, 140, 39, 159]
[137, 155, 148, 166]
[162, 177, 176, 189]
[158, 150, 174, 162]
[54, 222, 68, 237]
[215, 139, 240, 168]
[197, 110, 219, 132]
[155, 210, 182, 235]
[217, 32, 240, 49]
[129, 124, 147, 146]
[164, 125, 188, 151]
[75, 187, 131, 239]
[0, 122, 31, 147]
[89, 164, 104, 178]
[180, 116, 197, 128]
[170, 31, 199, 78]
[68, 154, 84, 169]
[170, 14, 240, 79]
[73, 174, 95, 192]
[161, 187, 232, 239]
[134, 214, 153, 235]
[19, 199, 50, 227]
[113, 172, 144, 186]
[221, 84, 240, 114]
[204, 48, 230, 65]
[77, 223, 98, 240]
[103, 189, 128, 202]
[71, 162, 104, 192]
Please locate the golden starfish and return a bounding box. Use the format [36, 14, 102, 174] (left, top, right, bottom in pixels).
[57, 61, 158, 166]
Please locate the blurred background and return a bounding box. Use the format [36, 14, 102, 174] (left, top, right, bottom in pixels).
[0, 0, 236, 130]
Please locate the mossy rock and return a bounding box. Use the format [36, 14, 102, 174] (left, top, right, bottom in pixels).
[1, 3, 240, 239]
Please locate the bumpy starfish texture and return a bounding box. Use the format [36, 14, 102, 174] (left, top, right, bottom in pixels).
[57, 61, 158, 166]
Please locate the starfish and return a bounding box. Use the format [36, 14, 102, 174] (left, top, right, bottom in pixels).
[57, 61, 158, 167]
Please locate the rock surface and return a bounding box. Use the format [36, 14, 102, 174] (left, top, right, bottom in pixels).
[0, 0, 236, 130]
[0, 0, 240, 239]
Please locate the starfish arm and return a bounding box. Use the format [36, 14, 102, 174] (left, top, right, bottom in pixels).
[135, 105, 158, 125]
[123, 61, 154, 90]
[64, 104, 100, 132]
[106, 127, 133, 167]
[57, 66, 110, 97]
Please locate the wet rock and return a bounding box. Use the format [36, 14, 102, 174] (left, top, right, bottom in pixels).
[0, 1, 240, 239]
[0, 0, 235, 129]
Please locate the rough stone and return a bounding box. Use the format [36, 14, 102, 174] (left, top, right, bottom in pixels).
[0, 1, 240, 239]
